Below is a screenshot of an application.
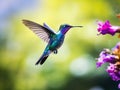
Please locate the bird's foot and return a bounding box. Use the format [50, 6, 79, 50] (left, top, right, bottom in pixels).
[54, 50, 57, 54]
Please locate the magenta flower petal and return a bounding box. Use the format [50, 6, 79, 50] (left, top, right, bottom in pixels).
[106, 64, 120, 81]
[96, 50, 116, 68]
[96, 51, 106, 68]
[118, 83, 120, 89]
[96, 42, 120, 89]
[97, 20, 118, 35]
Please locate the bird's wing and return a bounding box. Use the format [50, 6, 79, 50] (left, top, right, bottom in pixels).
[43, 23, 54, 31]
[22, 19, 56, 43]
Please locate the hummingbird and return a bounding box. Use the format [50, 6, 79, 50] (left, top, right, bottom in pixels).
[22, 19, 83, 65]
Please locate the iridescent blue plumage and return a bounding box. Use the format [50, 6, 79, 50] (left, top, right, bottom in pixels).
[22, 19, 82, 65]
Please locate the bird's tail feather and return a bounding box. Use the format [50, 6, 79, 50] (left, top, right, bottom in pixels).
[35, 54, 49, 65]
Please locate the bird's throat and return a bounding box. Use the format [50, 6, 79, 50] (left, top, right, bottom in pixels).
[61, 27, 71, 34]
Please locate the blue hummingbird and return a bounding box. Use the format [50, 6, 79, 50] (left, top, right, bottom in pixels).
[22, 19, 83, 65]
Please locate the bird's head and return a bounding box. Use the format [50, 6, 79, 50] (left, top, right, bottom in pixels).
[59, 24, 83, 34]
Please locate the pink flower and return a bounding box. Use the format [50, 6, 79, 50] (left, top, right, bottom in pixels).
[106, 64, 120, 81]
[96, 49, 116, 68]
[97, 20, 120, 36]
[96, 42, 120, 89]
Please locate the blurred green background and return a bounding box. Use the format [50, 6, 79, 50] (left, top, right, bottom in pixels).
[0, 0, 120, 90]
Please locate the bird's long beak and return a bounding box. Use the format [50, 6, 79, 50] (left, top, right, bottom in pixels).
[71, 26, 83, 28]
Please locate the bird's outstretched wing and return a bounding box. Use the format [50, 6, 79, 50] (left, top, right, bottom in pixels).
[43, 23, 54, 31]
[22, 19, 56, 43]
